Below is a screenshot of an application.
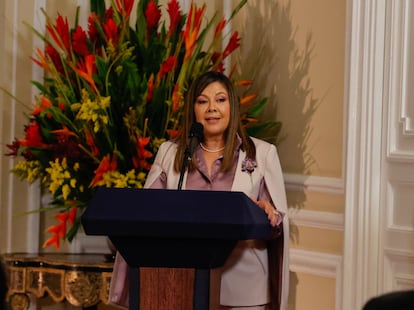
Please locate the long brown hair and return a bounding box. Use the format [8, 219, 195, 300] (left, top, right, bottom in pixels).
[173, 71, 256, 172]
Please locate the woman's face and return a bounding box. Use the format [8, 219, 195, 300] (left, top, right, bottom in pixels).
[193, 81, 231, 140]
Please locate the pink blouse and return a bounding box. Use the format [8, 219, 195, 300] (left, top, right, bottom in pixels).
[151, 144, 272, 201]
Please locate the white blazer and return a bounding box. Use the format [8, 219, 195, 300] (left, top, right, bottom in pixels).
[144, 137, 289, 309]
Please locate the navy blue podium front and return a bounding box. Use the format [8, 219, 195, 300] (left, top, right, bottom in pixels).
[82, 188, 272, 309]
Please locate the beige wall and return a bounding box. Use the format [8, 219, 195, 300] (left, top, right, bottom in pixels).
[234, 0, 346, 309]
[0, 0, 346, 309]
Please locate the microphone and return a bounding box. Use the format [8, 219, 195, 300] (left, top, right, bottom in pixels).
[187, 122, 204, 158]
[177, 122, 204, 190]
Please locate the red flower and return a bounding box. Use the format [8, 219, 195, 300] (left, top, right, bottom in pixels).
[105, 7, 114, 20]
[223, 31, 241, 59]
[20, 121, 45, 148]
[145, 0, 161, 38]
[158, 56, 177, 79]
[167, 0, 181, 37]
[47, 14, 71, 52]
[58, 102, 66, 111]
[5, 139, 20, 157]
[6, 122, 47, 159]
[88, 13, 99, 42]
[104, 18, 119, 45]
[31, 46, 63, 74]
[211, 51, 225, 72]
[72, 26, 90, 56]
[115, 0, 134, 17]
[167, 128, 181, 139]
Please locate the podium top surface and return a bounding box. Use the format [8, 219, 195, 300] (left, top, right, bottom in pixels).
[82, 188, 272, 240]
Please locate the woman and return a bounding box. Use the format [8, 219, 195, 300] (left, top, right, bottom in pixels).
[110, 71, 289, 310]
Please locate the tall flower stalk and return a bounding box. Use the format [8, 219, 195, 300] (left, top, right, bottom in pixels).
[5, 0, 279, 249]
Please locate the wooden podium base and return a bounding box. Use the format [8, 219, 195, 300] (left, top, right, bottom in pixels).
[139, 268, 195, 310]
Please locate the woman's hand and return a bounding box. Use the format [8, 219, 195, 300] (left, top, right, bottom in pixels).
[252, 199, 281, 227]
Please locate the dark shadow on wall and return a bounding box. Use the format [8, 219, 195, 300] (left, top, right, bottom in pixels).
[235, 0, 321, 240]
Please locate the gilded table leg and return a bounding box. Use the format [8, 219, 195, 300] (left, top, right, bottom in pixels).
[8, 293, 30, 310]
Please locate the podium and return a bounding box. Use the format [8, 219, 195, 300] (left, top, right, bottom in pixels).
[82, 188, 272, 309]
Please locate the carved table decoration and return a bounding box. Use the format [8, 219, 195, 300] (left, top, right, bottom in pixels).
[2, 253, 113, 309]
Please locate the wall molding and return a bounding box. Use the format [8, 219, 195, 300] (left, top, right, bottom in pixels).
[290, 248, 343, 310]
[289, 209, 344, 231]
[284, 173, 344, 194]
[290, 248, 342, 278]
[384, 248, 414, 291]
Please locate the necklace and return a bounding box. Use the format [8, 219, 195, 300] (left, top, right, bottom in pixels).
[199, 142, 225, 153]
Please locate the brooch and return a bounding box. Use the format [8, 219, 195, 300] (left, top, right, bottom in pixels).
[241, 157, 257, 174]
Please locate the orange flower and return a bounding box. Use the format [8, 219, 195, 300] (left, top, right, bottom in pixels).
[51, 125, 77, 138]
[73, 55, 98, 93]
[31, 48, 50, 72]
[68, 206, 77, 225]
[214, 18, 226, 39]
[85, 130, 100, 157]
[43, 206, 78, 248]
[183, 3, 206, 62]
[132, 136, 152, 170]
[147, 74, 154, 102]
[171, 84, 183, 113]
[43, 225, 61, 249]
[241, 114, 259, 124]
[240, 94, 257, 106]
[235, 79, 253, 87]
[90, 154, 118, 187]
[32, 96, 53, 117]
[55, 213, 69, 238]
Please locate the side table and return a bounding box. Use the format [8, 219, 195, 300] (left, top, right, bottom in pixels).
[2, 253, 113, 309]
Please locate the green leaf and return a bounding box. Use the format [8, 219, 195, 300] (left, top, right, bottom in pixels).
[245, 98, 268, 118]
[90, 0, 106, 16]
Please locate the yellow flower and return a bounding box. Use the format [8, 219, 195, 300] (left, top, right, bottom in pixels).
[12, 160, 43, 183]
[62, 184, 71, 200]
[45, 158, 71, 196]
[72, 89, 110, 133]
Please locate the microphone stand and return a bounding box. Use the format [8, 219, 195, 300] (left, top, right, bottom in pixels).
[176, 125, 209, 309]
[177, 147, 191, 190]
[177, 145, 209, 310]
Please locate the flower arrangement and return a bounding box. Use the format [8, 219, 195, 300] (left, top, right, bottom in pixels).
[5, 0, 279, 249]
